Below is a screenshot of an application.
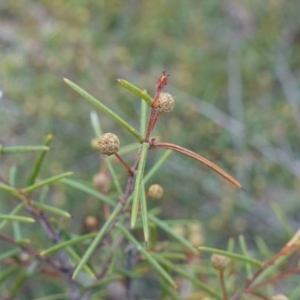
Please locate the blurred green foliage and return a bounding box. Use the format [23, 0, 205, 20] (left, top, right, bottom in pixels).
[1, 0, 300, 294]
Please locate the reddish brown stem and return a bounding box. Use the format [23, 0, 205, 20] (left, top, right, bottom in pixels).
[151, 111, 161, 131]
[144, 71, 169, 142]
[230, 242, 298, 300]
[144, 108, 158, 142]
[115, 153, 134, 176]
[151, 142, 242, 189]
[219, 270, 228, 300]
[244, 291, 270, 300]
[251, 267, 300, 290]
[0, 232, 65, 274]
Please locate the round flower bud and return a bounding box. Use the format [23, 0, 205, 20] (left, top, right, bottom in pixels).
[91, 138, 99, 149]
[85, 216, 98, 230]
[188, 221, 204, 246]
[272, 295, 289, 300]
[157, 93, 175, 113]
[97, 133, 120, 156]
[93, 172, 110, 192]
[211, 254, 231, 270]
[148, 184, 164, 199]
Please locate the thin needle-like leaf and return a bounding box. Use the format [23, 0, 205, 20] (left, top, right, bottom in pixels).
[0, 203, 25, 230]
[198, 246, 262, 268]
[271, 202, 293, 237]
[131, 143, 149, 228]
[65, 247, 96, 278]
[0, 265, 19, 283]
[32, 203, 71, 218]
[40, 232, 96, 255]
[0, 182, 21, 196]
[9, 165, 17, 185]
[90, 111, 102, 137]
[143, 150, 172, 184]
[0, 214, 35, 223]
[23, 172, 73, 193]
[152, 253, 219, 298]
[64, 78, 143, 142]
[140, 185, 149, 242]
[140, 95, 148, 136]
[227, 237, 235, 252]
[72, 203, 123, 279]
[117, 224, 177, 288]
[13, 221, 22, 241]
[38, 186, 49, 204]
[33, 293, 69, 300]
[149, 214, 197, 254]
[61, 178, 115, 206]
[239, 234, 253, 278]
[0, 249, 20, 262]
[0, 145, 49, 154]
[26, 134, 53, 185]
[152, 142, 242, 189]
[116, 78, 153, 106]
[110, 143, 140, 157]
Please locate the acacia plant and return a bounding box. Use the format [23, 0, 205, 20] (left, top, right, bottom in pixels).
[0, 72, 298, 299]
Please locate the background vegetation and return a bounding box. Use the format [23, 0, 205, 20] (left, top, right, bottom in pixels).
[1, 0, 300, 299]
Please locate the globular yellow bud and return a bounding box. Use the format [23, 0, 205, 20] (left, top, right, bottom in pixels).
[272, 295, 289, 300]
[91, 138, 99, 149]
[188, 221, 204, 246]
[211, 254, 231, 270]
[148, 184, 164, 199]
[97, 133, 120, 156]
[20, 253, 30, 264]
[157, 93, 175, 113]
[85, 216, 98, 230]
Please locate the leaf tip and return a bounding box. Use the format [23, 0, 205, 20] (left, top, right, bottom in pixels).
[62, 77, 70, 84]
[131, 220, 136, 229]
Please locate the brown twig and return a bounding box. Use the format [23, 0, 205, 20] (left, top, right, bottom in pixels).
[219, 270, 228, 300]
[0, 232, 65, 274]
[250, 267, 300, 291]
[0, 177, 82, 299]
[144, 108, 160, 142]
[151, 141, 242, 189]
[244, 291, 270, 300]
[144, 71, 169, 142]
[114, 153, 134, 176]
[230, 242, 298, 300]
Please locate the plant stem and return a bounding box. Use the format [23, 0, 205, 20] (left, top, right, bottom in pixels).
[219, 270, 228, 300]
[115, 153, 134, 176]
[144, 108, 160, 142]
[230, 242, 298, 300]
[152, 142, 242, 189]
